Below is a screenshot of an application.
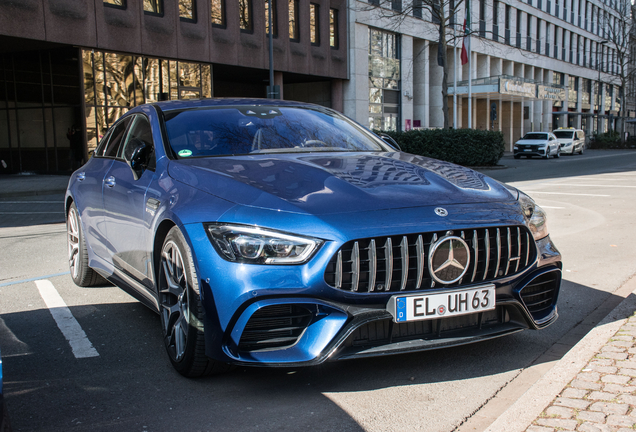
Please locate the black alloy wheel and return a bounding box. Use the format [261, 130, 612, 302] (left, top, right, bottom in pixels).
[158, 226, 232, 377]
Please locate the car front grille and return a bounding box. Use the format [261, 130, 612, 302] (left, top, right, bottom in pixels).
[238, 304, 313, 352]
[324, 226, 535, 293]
[520, 271, 560, 321]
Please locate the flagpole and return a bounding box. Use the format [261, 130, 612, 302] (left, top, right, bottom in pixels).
[467, 0, 472, 129]
[453, 24, 457, 129]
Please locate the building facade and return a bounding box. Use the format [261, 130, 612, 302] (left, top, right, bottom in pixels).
[0, 0, 347, 173]
[344, 0, 634, 150]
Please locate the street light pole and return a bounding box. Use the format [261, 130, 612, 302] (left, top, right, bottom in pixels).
[597, 40, 608, 134]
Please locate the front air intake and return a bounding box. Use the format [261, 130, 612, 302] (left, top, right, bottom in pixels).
[238, 304, 313, 352]
[520, 271, 560, 321]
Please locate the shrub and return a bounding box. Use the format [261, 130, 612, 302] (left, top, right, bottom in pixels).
[589, 131, 636, 149]
[378, 128, 505, 166]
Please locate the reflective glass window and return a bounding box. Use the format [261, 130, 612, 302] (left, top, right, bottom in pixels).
[103, 117, 132, 158]
[265, 0, 277, 36]
[144, 0, 162, 14]
[310, 3, 319, 45]
[239, 0, 253, 32]
[179, 0, 196, 21]
[289, 0, 299, 41]
[211, 0, 225, 27]
[329, 9, 338, 48]
[104, 0, 126, 8]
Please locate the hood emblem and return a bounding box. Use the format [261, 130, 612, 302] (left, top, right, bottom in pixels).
[434, 207, 448, 217]
[429, 235, 470, 284]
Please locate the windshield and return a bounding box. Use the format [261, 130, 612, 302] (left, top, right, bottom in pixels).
[163, 106, 386, 158]
[553, 131, 575, 139]
[522, 133, 548, 140]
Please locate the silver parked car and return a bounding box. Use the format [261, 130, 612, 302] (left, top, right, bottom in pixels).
[514, 132, 560, 159]
[552, 128, 585, 155]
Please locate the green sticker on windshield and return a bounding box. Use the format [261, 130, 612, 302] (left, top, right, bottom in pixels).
[178, 149, 193, 157]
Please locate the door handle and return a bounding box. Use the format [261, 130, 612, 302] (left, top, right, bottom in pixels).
[104, 176, 116, 188]
[77, 172, 85, 181]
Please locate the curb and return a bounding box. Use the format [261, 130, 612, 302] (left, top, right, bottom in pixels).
[484, 275, 636, 432]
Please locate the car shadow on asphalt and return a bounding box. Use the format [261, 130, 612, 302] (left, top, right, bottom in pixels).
[0, 278, 624, 431]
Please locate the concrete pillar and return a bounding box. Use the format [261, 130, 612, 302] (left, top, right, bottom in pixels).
[343, 22, 370, 126]
[401, 35, 414, 131]
[430, 43, 444, 128]
[413, 40, 430, 128]
[274, 71, 284, 100]
[331, 79, 343, 113]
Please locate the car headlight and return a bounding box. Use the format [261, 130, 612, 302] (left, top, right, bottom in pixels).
[205, 223, 323, 264]
[518, 192, 548, 240]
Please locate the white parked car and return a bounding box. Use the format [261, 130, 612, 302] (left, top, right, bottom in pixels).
[552, 128, 586, 155]
[514, 132, 560, 159]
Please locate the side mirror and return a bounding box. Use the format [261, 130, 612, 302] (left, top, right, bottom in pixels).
[129, 141, 149, 178]
[378, 133, 401, 151]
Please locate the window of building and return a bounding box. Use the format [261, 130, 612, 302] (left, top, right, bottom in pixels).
[553, 71, 563, 85]
[265, 0, 277, 36]
[505, 5, 510, 29]
[82, 50, 211, 153]
[289, 0, 299, 41]
[536, 19, 541, 53]
[368, 28, 400, 132]
[555, 0, 559, 17]
[413, 0, 423, 18]
[450, 0, 455, 26]
[104, 0, 126, 8]
[310, 3, 319, 45]
[143, 0, 162, 14]
[516, 9, 522, 48]
[239, 0, 253, 32]
[179, 0, 196, 21]
[329, 8, 339, 48]
[211, 0, 225, 27]
[392, 0, 402, 11]
[493, 0, 499, 25]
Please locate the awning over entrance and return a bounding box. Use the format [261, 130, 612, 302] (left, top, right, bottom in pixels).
[448, 75, 566, 102]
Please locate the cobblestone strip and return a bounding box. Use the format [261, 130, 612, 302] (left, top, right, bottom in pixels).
[526, 313, 636, 432]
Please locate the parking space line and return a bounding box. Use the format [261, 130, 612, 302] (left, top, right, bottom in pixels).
[0, 271, 70, 287]
[34, 279, 99, 359]
[523, 191, 611, 197]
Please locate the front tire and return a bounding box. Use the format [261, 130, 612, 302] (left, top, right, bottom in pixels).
[67, 203, 104, 287]
[158, 226, 231, 377]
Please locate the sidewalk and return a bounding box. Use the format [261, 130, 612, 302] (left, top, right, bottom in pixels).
[486, 274, 636, 432]
[0, 173, 70, 198]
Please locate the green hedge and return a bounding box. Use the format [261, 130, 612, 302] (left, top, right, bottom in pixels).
[377, 128, 505, 166]
[589, 131, 636, 149]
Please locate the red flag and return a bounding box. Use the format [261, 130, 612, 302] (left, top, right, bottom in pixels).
[461, 2, 470, 65]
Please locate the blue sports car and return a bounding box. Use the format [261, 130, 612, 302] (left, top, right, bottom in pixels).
[66, 99, 562, 377]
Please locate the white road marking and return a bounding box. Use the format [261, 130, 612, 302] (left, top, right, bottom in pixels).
[34, 279, 99, 358]
[522, 191, 611, 197]
[550, 184, 636, 188]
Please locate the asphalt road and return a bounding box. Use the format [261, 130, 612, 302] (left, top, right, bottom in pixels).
[1, 149, 636, 432]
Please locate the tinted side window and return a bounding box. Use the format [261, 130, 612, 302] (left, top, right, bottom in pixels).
[94, 129, 113, 157]
[103, 117, 132, 157]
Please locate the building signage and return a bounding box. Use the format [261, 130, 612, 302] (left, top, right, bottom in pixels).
[499, 78, 536, 98]
[537, 85, 566, 101]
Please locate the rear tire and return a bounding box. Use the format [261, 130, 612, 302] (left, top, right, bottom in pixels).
[554, 149, 560, 158]
[158, 226, 233, 377]
[67, 203, 105, 287]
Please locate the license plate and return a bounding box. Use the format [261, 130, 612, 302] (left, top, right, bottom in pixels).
[388, 285, 495, 323]
[523, 149, 532, 151]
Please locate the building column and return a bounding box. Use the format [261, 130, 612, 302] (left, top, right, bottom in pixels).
[401, 35, 414, 131]
[343, 22, 370, 126]
[413, 40, 430, 128]
[429, 42, 444, 128]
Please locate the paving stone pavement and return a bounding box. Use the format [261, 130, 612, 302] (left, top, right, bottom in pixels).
[527, 313, 636, 432]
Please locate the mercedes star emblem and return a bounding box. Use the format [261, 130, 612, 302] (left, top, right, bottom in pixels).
[429, 235, 471, 284]
[434, 207, 448, 217]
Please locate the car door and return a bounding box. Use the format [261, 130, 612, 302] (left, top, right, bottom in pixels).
[102, 114, 157, 286]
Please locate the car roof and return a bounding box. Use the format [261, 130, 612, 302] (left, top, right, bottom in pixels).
[150, 98, 317, 112]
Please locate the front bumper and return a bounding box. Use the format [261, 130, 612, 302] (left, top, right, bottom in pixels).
[514, 147, 548, 157]
[195, 225, 562, 367]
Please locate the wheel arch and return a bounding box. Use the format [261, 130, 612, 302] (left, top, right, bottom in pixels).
[153, 219, 177, 285]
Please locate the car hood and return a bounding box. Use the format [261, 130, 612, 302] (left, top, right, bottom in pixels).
[167, 152, 515, 215]
[515, 139, 549, 145]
